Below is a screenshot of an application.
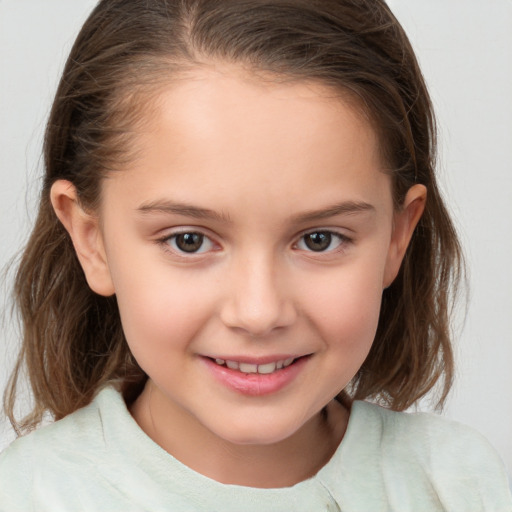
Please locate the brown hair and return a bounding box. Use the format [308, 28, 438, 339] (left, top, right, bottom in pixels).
[5, 0, 463, 433]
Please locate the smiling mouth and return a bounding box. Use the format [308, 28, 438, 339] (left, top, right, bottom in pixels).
[204, 355, 310, 395]
[209, 357, 304, 375]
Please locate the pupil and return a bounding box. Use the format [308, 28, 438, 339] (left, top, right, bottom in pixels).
[305, 232, 331, 251]
[176, 233, 203, 252]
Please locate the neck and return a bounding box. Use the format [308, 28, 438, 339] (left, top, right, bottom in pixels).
[130, 382, 349, 488]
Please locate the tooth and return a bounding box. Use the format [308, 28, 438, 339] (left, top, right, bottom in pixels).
[215, 358, 225, 365]
[239, 363, 258, 373]
[276, 361, 283, 369]
[226, 360, 239, 370]
[283, 357, 294, 367]
[258, 362, 277, 374]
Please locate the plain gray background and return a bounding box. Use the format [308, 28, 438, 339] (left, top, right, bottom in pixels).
[1, 0, 511, 477]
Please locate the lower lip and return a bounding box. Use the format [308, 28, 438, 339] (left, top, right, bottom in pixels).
[202, 356, 309, 396]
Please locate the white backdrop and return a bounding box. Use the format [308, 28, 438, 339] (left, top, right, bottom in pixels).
[1, 0, 511, 477]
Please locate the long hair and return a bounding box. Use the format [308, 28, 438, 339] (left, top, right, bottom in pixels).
[5, 0, 463, 433]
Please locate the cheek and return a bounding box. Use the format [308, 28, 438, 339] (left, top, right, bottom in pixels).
[302, 263, 384, 353]
[108, 257, 211, 364]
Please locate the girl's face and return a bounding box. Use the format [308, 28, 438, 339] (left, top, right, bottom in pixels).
[55, 66, 424, 453]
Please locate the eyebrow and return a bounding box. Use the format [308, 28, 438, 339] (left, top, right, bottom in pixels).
[137, 199, 375, 224]
[291, 201, 376, 223]
[137, 200, 231, 223]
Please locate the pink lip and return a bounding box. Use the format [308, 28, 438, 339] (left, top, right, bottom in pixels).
[204, 354, 300, 365]
[202, 355, 309, 396]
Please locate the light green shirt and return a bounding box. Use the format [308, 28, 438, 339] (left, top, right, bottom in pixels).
[0, 386, 510, 511]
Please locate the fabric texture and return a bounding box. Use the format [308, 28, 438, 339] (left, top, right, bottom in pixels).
[0, 386, 510, 511]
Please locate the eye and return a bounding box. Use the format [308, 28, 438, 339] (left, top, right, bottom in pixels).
[296, 231, 348, 252]
[166, 232, 214, 254]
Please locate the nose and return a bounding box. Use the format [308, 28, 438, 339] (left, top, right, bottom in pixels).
[219, 253, 297, 337]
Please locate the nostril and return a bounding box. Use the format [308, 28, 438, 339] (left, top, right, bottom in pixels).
[218, 262, 297, 335]
[219, 295, 297, 337]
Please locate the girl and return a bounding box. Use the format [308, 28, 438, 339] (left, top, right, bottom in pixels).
[1, 0, 511, 510]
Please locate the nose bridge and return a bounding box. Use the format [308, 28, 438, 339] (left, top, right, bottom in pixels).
[220, 248, 295, 336]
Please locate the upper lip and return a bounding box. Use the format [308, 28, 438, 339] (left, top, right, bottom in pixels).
[201, 354, 309, 365]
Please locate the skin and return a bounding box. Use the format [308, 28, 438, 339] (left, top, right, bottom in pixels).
[51, 65, 426, 488]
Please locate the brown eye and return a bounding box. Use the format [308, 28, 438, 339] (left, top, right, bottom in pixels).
[297, 231, 347, 253]
[171, 233, 210, 253]
[304, 232, 332, 251]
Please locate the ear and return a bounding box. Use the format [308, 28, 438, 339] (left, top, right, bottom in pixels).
[383, 184, 427, 288]
[50, 180, 115, 296]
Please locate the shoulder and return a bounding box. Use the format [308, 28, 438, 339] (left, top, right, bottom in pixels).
[356, 400, 503, 465]
[0, 388, 106, 463]
[0, 387, 120, 511]
[347, 401, 512, 510]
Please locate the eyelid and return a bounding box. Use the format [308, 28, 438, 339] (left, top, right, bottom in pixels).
[156, 227, 221, 256]
[294, 228, 352, 253]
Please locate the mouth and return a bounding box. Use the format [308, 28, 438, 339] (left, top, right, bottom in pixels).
[203, 355, 310, 396]
[206, 356, 307, 375]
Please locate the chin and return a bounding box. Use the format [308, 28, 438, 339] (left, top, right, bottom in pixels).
[208, 414, 306, 447]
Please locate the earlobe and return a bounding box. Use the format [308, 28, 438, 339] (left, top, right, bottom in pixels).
[50, 180, 115, 297]
[383, 184, 427, 288]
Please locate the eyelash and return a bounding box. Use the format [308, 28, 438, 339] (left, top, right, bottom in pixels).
[294, 230, 351, 254]
[159, 231, 216, 256]
[157, 228, 352, 257]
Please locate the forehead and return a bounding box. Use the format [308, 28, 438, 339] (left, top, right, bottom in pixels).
[102, 65, 390, 215]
